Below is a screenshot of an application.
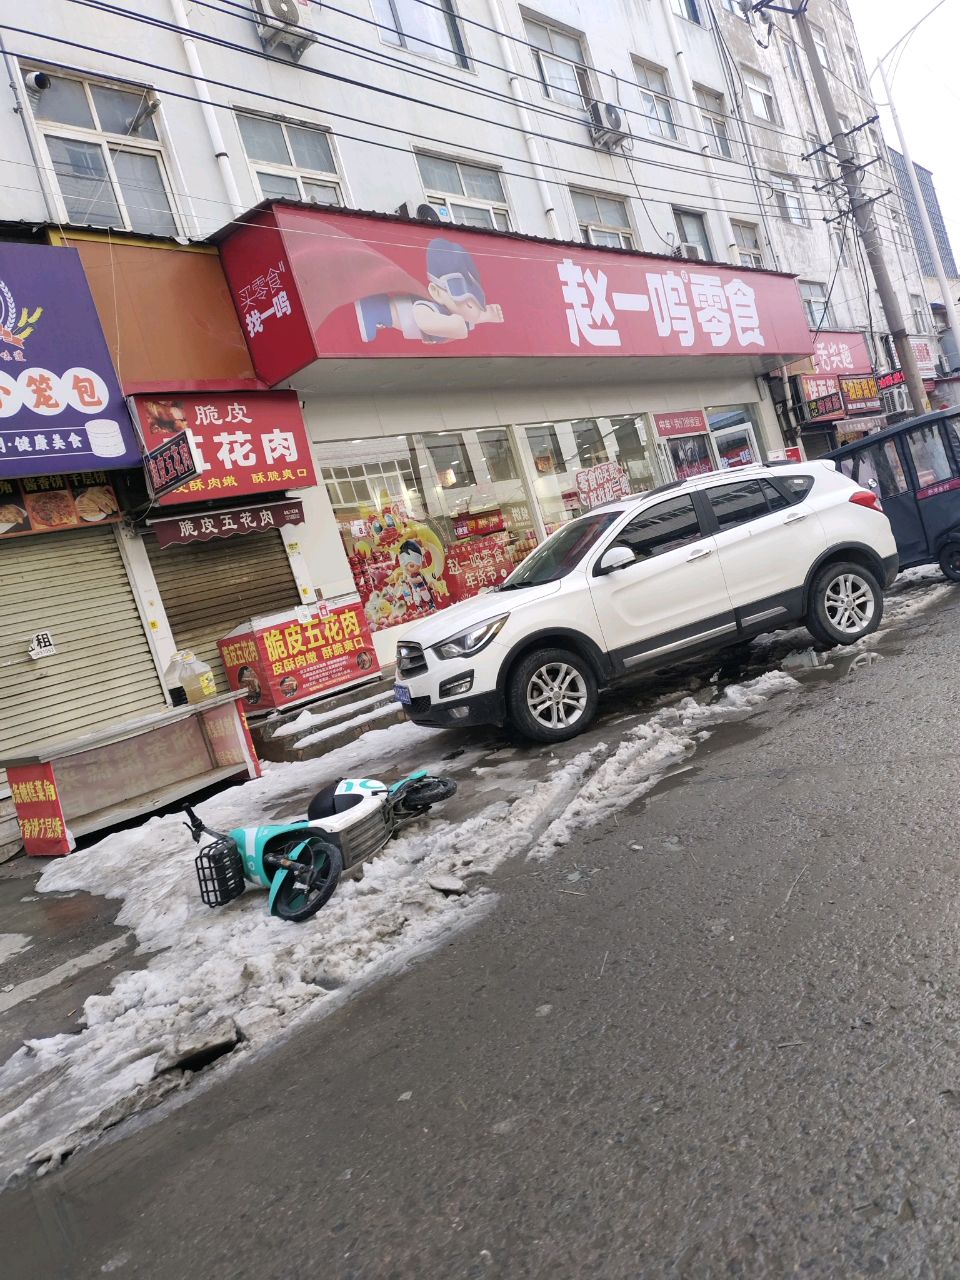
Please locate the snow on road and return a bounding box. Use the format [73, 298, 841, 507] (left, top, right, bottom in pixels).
[0, 571, 948, 1185]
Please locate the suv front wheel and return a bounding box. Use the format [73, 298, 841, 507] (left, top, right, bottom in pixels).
[806, 560, 883, 647]
[507, 647, 599, 743]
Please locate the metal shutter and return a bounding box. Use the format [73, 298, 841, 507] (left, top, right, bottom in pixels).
[0, 529, 166, 767]
[145, 530, 301, 692]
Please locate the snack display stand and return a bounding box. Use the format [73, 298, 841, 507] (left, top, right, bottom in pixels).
[2, 692, 259, 857]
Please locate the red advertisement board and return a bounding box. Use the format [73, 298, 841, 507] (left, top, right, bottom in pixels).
[801, 375, 844, 422]
[219, 603, 380, 711]
[8, 762, 71, 856]
[443, 540, 515, 602]
[839, 375, 881, 414]
[130, 391, 316, 505]
[654, 410, 709, 438]
[453, 509, 505, 539]
[575, 461, 630, 508]
[219, 207, 813, 385]
[811, 331, 873, 377]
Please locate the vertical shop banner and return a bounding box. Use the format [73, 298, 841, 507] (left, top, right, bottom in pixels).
[219, 207, 813, 384]
[0, 244, 140, 477]
[130, 391, 316, 505]
[7, 763, 72, 856]
[220, 603, 380, 710]
[910, 337, 938, 381]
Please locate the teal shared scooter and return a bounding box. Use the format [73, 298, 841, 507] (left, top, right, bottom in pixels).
[183, 770, 456, 923]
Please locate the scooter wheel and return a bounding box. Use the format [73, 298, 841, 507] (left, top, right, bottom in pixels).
[395, 777, 457, 814]
[272, 839, 343, 922]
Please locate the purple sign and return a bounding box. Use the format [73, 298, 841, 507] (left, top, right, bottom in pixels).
[0, 244, 139, 477]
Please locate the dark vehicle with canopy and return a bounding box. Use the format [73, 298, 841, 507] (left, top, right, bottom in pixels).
[828, 410, 960, 580]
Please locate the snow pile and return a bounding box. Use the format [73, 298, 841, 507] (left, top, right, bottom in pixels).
[271, 689, 392, 739]
[0, 671, 799, 1184]
[295, 700, 400, 749]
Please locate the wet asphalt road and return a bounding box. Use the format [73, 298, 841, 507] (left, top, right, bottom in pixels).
[5, 586, 960, 1279]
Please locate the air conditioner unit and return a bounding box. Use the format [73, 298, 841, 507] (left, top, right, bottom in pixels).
[396, 201, 453, 224]
[882, 386, 910, 416]
[679, 242, 706, 261]
[588, 101, 628, 152]
[252, 0, 314, 61]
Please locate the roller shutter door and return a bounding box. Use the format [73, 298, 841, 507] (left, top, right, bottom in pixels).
[0, 529, 166, 778]
[145, 530, 301, 692]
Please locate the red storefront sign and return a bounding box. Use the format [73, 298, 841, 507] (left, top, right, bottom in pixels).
[876, 369, 905, 392]
[8, 762, 70, 856]
[801, 375, 843, 422]
[811, 331, 873, 376]
[575, 461, 630, 508]
[452, 509, 505, 539]
[130, 391, 316, 505]
[654, 409, 709, 438]
[443, 539, 514, 602]
[145, 429, 199, 498]
[151, 499, 304, 547]
[219, 206, 813, 385]
[219, 603, 380, 711]
[838, 374, 881, 414]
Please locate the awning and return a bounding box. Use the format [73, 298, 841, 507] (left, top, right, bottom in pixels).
[148, 498, 304, 547]
[217, 204, 814, 392]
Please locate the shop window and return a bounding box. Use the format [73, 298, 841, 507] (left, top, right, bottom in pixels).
[526, 424, 565, 474]
[571, 190, 634, 249]
[696, 88, 732, 160]
[478, 428, 520, 482]
[524, 16, 593, 109]
[905, 423, 954, 488]
[372, 0, 469, 69]
[237, 113, 343, 206]
[799, 280, 835, 329]
[732, 222, 763, 269]
[667, 433, 715, 480]
[573, 420, 609, 468]
[416, 153, 511, 230]
[25, 69, 179, 235]
[615, 496, 702, 559]
[744, 70, 778, 124]
[673, 209, 712, 261]
[423, 432, 476, 488]
[635, 62, 679, 140]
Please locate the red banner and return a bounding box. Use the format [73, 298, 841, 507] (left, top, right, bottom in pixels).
[131, 391, 316, 505]
[654, 410, 709, 438]
[8, 762, 71, 856]
[219, 207, 813, 386]
[151, 499, 304, 547]
[811, 331, 873, 377]
[443, 539, 515, 602]
[219, 603, 380, 711]
[575, 461, 630, 508]
[452, 509, 505, 539]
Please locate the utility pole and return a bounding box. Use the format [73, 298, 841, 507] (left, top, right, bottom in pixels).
[877, 58, 960, 371]
[756, 3, 928, 414]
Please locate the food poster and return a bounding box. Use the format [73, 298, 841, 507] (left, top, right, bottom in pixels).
[219, 603, 380, 711]
[0, 472, 120, 538]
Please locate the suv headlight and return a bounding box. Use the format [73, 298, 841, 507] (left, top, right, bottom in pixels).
[433, 614, 508, 660]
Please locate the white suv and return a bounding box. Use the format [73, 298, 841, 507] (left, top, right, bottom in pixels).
[394, 462, 898, 742]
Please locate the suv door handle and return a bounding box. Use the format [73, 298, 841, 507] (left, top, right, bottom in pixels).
[686, 546, 713, 561]
[783, 512, 807, 524]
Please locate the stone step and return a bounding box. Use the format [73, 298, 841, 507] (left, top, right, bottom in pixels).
[252, 670, 403, 763]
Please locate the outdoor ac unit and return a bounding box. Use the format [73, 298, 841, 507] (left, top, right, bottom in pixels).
[588, 101, 629, 152]
[679, 243, 706, 261]
[396, 201, 453, 224]
[882, 386, 910, 415]
[252, 0, 314, 60]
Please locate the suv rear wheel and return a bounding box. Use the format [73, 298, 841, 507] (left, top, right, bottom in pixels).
[806, 561, 882, 647]
[507, 647, 598, 743]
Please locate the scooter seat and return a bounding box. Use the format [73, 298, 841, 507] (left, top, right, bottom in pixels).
[307, 783, 365, 821]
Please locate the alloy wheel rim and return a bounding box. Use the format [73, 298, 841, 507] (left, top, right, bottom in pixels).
[527, 662, 588, 729]
[824, 572, 875, 634]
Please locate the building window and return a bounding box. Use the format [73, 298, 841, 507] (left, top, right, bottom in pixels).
[799, 280, 835, 330]
[891, 209, 910, 251]
[807, 133, 831, 182]
[771, 174, 807, 226]
[696, 87, 732, 159]
[524, 17, 592, 109]
[811, 26, 831, 71]
[784, 39, 802, 80]
[673, 208, 712, 261]
[744, 70, 777, 123]
[25, 70, 178, 236]
[670, 0, 702, 23]
[732, 221, 763, 268]
[721, 0, 749, 16]
[845, 43, 865, 91]
[571, 190, 634, 248]
[635, 63, 679, 140]
[832, 229, 850, 269]
[911, 294, 928, 333]
[372, 0, 468, 69]
[416, 153, 510, 230]
[237, 114, 342, 206]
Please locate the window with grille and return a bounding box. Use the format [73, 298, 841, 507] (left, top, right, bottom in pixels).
[24, 69, 179, 236]
[571, 190, 634, 249]
[237, 114, 343, 206]
[416, 154, 510, 230]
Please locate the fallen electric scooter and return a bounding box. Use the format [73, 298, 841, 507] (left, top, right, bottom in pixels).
[184, 769, 457, 923]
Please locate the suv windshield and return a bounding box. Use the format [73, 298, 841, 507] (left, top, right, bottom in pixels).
[500, 511, 620, 588]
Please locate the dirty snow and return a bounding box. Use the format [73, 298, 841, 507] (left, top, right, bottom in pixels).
[0, 934, 31, 966]
[271, 689, 392, 739]
[295, 700, 400, 749]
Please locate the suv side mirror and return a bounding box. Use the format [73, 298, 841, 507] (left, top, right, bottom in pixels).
[597, 545, 636, 575]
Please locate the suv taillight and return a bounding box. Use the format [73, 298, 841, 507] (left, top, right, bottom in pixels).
[849, 489, 883, 513]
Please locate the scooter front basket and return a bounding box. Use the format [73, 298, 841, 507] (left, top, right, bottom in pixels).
[195, 837, 246, 907]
